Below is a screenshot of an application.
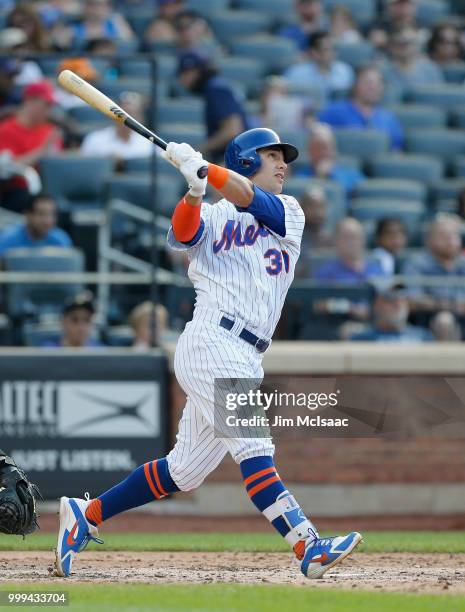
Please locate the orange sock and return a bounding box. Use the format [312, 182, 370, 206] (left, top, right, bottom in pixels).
[85, 499, 102, 526]
[171, 197, 201, 242]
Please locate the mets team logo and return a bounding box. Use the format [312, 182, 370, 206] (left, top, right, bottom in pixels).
[213, 220, 269, 253]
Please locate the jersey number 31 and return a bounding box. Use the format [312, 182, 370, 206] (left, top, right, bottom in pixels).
[264, 249, 290, 276]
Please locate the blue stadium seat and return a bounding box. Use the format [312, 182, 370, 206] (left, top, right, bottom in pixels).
[388, 104, 446, 129]
[405, 128, 465, 161]
[209, 11, 272, 45]
[334, 41, 375, 68]
[416, 0, 449, 27]
[67, 106, 107, 124]
[3, 247, 84, 319]
[156, 98, 204, 124]
[410, 84, 465, 111]
[39, 57, 110, 77]
[217, 57, 265, 93]
[118, 58, 153, 78]
[99, 78, 153, 100]
[236, 0, 294, 19]
[443, 62, 465, 84]
[369, 154, 443, 186]
[324, 0, 376, 25]
[156, 54, 178, 81]
[431, 178, 465, 202]
[105, 173, 185, 214]
[125, 13, 153, 38]
[350, 199, 426, 238]
[186, 0, 230, 11]
[230, 35, 298, 72]
[354, 178, 426, 202]
[452, 157, 465, 178]
[39, 156, 113, 211]
[333, 129, 390, 162]
[159, 123, 206, 150]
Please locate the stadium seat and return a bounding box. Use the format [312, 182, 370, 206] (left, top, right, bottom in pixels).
[125, 13, 153, 38]
[369, 154, 443, 186]
[39, 57, 110, 77]
[405, 128, 465, 162]
[156, 98, 204, 125]
[452, 157, 465, 178]
[333, 129, 390, 162]
[209, 11, 272, 45]
[354, 178, 426, 202]
[230, 35, 298, 72]
[156, 55, 178, 81]
[350, 199, 426, 238]
[68, 105, 107, 123]
[217, 57, 265, 94]
[3, 247, 84, 319]
[416, 0, 449, 27]
[409, 85, 465, 111]
[236, 0, 294, 19]
[324, 0, 376, 25]
[449, 108, 465, 129]
[186, 0, 230, 11]
[118, 58, 153, 78]
[430, 178, 465, 202]
[285, 178, 346, 228]
[388, 104, 446, 129]
[105, 173, 184, 215]
[99, 78, 153, 100]
[334, 41, 375, 68]
[158, 123, 206, 150]
[443, 61, 465, 84]
[39, 156, 113, 211]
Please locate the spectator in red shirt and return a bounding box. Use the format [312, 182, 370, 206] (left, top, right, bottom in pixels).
[0, 80, 62, 211]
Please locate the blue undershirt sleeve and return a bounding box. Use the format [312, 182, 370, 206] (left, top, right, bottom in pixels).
[246, 185, 286, 237]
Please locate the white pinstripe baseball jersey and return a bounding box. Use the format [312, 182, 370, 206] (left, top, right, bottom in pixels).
[167, 194, 305, 339]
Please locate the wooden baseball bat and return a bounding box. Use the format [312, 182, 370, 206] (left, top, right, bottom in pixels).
[57, 69, 208, 178]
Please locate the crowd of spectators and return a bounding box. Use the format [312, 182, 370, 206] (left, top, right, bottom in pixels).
[1, 0, 465, 344]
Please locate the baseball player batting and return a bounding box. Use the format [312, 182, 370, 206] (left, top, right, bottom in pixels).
[55, 128, 362, 579]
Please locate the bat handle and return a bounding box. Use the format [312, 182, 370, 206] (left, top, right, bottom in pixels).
[197, 165, 209, 179]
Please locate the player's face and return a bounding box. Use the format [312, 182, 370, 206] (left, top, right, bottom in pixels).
[253, 147, 287, 194]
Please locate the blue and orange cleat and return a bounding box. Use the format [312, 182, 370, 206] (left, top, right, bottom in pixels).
[300, 531, 362, 579]
[55, 495, 103, 577]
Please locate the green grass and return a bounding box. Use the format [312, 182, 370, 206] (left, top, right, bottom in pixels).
[1, 584, 465, 612]
[2, 531, 465, 554]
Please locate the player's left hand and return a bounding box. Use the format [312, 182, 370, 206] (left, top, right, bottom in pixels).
[166, 142, 201, 168]
[180, 156, 208, 197]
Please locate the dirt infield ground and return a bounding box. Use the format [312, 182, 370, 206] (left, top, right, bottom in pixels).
[1, 551, 464, 595]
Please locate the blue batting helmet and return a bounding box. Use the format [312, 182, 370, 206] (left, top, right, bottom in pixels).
[224, 128, 299, 177]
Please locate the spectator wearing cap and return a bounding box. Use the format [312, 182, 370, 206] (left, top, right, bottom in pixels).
[319, 65, 404, 151]
[0, 81, 62, 211]
[144, 0, 185, 46]
[296, 123, 365, 204]
[402, 214, 465, 317]
[80, 92, 153, 167]
[129, 301, 169, 350]
[315, 217, 386, 284]
[0, 194, 72, 257]
[284, 32, 354, 104]
[177, 51, 250, 161]
[350, 282, 434, 342]
[0, 28, 44, 87]
[382, 27, 444, 97]
[42, 292, 102, 348]
[372, 217, 408, 276]
[277, 0, 328, 52]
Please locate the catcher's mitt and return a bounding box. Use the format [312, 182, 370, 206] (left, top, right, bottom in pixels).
[0, 449, 42, 536]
